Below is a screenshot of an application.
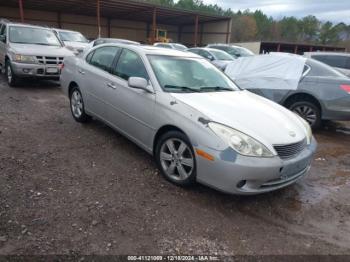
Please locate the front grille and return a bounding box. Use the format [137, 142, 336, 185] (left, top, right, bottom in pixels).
[274, 139, 307, 160]
[36, 56, 64, 65]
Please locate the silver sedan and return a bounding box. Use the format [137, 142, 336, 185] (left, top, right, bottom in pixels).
[60, 44, 317, 195]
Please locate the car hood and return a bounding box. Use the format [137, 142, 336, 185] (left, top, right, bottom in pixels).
[171, 90, 308, 148]
[10, 43, 74, 57]
[63, 41, 89, 49]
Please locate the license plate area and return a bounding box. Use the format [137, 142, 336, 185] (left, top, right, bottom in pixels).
[280, 158, 310, 179]
[46, 67, 59, 74]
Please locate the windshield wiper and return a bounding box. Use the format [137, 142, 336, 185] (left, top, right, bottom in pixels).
[164, 85, 200, 92]
[199, 86, 234, 91]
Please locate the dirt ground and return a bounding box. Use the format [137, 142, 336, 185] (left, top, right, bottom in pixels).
[0, 76, 349, 256]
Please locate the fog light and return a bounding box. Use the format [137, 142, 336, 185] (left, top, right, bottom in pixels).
[237, 180, 246, 188]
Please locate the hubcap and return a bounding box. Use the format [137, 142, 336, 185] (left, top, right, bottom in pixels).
[160, 138, 194, 181]
[292, 105, 317, 126]
[7, 65, 12, 83]
[71, 90, 83, 118]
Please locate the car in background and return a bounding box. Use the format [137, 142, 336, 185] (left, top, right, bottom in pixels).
[53, 28, 89, 55]
[0, 19, 74, 86]
[60, 43, 316, 195]
[304, 52, 350, 77]
[153, 42, 187, 51]
[187, 47, 234, 70]
[225, 53, 350, 129]
[207, 44, 254, 58]
[85, 38, 140, 51]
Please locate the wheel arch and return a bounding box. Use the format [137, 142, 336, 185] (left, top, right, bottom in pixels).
[68, 81, 79, 97]
[152, 125, 188, 155]
[283, 92, 323, 115]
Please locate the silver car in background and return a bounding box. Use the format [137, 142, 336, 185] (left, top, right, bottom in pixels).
[187, 47, 234, 70]
[53, 28, 89, 55]
[60, 44, 316, 195]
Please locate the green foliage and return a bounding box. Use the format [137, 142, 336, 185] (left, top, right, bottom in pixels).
[144, 0, 350, 45]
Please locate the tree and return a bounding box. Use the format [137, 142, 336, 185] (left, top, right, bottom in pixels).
[279, 16, 301, 42]
[231, 15, 257, 42]
[319, 21, 340, 44]
[300, 15, 320, 42]
[253, 10, 273, 40]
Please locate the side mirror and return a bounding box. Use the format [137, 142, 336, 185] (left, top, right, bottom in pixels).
[0, 35, 6, 43]
[128, 77, 153, 93]
[208, 55, 214, 61]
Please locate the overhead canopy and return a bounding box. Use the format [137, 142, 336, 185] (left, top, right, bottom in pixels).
[225, 53, 307, 90]
[2, 0, 231, 25]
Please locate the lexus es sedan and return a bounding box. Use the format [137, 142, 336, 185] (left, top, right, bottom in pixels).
[60, 44, 317, 195]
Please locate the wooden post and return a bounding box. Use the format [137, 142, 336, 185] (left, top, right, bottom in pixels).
[194, 15, 199, 47]
[18, 0, 24, 22]
[309, 46, 313, 52]
[294, 45, 298, 54]
[277, 43, 281, 52]
[152, 8, 157, 44]
[226, 19, 231, 43]
[97, 0, 101, 38]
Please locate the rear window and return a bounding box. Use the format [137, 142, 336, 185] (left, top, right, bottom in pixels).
[306, 59, 346, 77]
[311, 55, 350, 70]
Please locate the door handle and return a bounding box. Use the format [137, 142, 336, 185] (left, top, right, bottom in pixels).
[78, 69, 85, 75]
[107, 82, 116, 89]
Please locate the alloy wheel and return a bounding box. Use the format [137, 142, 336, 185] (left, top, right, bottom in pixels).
[159, 138, 194, 181]
[7, 64, 12, 84]
[292, 105, 317, 126]
[71, 90, 83, 118]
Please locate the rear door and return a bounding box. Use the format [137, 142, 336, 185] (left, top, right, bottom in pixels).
[78, 46, 121, 122]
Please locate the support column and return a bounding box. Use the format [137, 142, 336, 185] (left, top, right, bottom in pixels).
[57, 12, 62, 29]
[226, 19, 231, 44]
[294, 45, 298, 54]
[200, 23, 204, 45]
[194, 15, 199, 47]
[18, 0, 24, 22]
[107, 18, 111, 38]
[97, 0, 101, 38]
[310, 46, 313, 52]
[151, 8, 157, 44]
[277, 44, 281, 52]
[178, 25, 182, 43]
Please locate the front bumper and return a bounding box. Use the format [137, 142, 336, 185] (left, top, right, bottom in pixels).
[196, 137, 317, 195]
[11, 62, 61, 79]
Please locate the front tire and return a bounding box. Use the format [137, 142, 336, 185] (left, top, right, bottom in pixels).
[155, 131, 196, 186]
[69, 87, 91, 123]
[5, 61, 19, 87]
[288, 101, 321, 129]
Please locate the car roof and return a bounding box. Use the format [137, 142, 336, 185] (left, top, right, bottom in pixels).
[304, 52, 350, 57]
[3, 22, 51, 30]
[93, 43, 200, 58]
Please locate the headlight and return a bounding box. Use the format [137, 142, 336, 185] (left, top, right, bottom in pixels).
[14, 54, 37, 63]
[208, 122, 274, 157]
[296, 115, 312, 144]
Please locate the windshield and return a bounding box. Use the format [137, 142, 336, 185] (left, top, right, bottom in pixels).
[148, 55, 238, 93]
[58, 31, 88, 43]
[9, 26, 61, 46]
[210, 49, 234, 61]
[216, 46, 253, 58]
[172, 44, 187, 51]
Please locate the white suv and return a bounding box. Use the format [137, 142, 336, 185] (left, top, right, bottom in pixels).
[0, 19, 74, 86]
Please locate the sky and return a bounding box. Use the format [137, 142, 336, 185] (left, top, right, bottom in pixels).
[201, 0, 350, 24]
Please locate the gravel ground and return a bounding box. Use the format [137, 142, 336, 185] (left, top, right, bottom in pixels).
[0, 76, 349, 255]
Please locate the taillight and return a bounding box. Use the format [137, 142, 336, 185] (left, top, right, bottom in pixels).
[340, 84, 350, 94]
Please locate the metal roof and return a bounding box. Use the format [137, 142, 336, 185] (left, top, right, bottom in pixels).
[2, 0, 231, 25]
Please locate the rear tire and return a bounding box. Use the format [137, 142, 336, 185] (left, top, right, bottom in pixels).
[5, 60, 19, 87]
[69, 87, 91, 123]
[155, 131, 196, 186]
[288, 101, 321, 129]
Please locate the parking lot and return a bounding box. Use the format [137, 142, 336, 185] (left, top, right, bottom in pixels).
[0, 76, 349, 255]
